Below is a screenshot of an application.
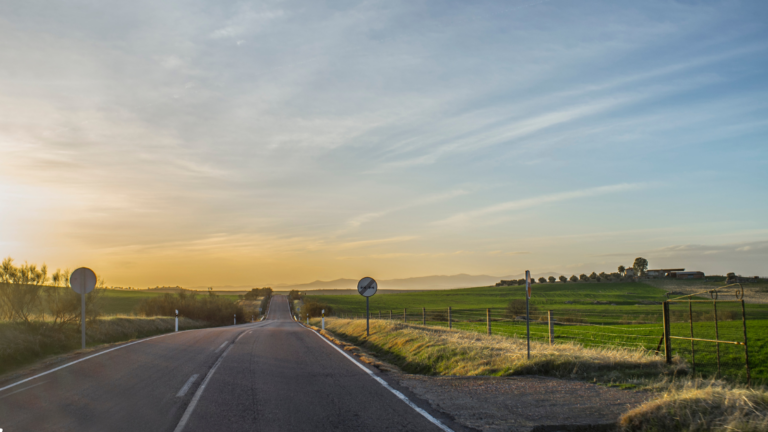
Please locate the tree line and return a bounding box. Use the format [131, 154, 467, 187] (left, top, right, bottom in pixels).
[0, 257, 102, 326]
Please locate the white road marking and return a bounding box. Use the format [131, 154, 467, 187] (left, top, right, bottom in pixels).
[173, 345, 233, 432]
[176, 374, 199, 397]
[0, 320, 272, 394]
[0, 332, 173, 394]
[309, 329, 454, 432]
[214, 341, 228, 353]
[0, 381, 48, 399]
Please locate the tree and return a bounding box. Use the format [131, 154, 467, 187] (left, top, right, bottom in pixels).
[599, 272, 608, 280]
[559, 275, 567, 283]
[548, 276, 556, 283]
[538, 277, 547, 283]
[633, 257, 649, 277]
[570, 275, 579, 282]
[579, 274, 588, 282]
[517, 279, 526, 285]
[589, 272, 598, 280]
[618, 265, 625, 276]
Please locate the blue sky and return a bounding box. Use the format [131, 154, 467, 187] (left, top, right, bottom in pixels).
[0, 0, 766, 287]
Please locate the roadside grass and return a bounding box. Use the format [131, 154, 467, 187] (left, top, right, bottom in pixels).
[312, 283, 768, 384]
[619, 379, 768, 432]
[0, 316, 206, 376]
[314, 318, 682, 381]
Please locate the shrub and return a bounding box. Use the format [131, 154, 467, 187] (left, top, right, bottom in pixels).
[504, 299, 538, 318]
[135, 292, 244, 325]
[300, 299, 333, 318]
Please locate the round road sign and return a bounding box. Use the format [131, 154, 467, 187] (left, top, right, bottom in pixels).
[70, 267, 97, 295]
[357, 277, 377, 297]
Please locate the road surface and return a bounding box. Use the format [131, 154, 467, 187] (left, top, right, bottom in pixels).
[0, 296, 453, 431]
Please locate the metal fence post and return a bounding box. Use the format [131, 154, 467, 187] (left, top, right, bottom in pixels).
[548, 310, 554, 345]
[487, 308, 491, 335]
[689, 300, 696, 374]
[662, 301, 672, 364]
[448, 306, 452, 329]
[713, 299, 721, 377]
[742, 299, 751, 386]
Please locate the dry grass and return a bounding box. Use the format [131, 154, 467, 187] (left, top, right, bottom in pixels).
[0, 316, 206, 375]
[318, 318, 685, 381]
[620, 380, 768, 431]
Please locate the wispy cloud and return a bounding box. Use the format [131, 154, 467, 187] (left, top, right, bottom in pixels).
[433, 183, 646, 226]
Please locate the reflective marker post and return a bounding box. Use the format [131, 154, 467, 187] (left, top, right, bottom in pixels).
[526, 270, 531, 360]
[175, 309, 179, 332]
[234, 314, 237, 325]
[322, 309, 325, 331]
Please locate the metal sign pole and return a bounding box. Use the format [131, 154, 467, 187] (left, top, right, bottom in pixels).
[70, 267, 96, 351]
[526, 270, 531, 360]
[81, 288, 86, 349]
[366, 297, 370, 336]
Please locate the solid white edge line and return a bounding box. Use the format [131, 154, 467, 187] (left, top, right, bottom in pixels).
[0, 332, 172, 393]
[173, 344, 234, 432]
[0, 319, 272, 394]
[308, 328, 454, 432]
[176, 374, 200, 397]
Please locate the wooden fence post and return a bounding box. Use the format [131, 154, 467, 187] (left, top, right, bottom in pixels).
[487, 308, 491, 335]
[548, 310, 554, 345]
[662, 301, 672, 364]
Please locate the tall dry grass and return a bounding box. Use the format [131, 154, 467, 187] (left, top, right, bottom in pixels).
[319, 318, 685, 380]
[620, 380, 768, 431]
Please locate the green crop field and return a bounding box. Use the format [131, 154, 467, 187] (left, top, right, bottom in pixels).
[310, 282, 768, 384]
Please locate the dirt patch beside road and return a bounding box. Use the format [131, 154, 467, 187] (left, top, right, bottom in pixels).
[398, 375, 647, 432]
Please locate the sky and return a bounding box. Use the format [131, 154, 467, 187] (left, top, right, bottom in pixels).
[1, 0, 767, 288]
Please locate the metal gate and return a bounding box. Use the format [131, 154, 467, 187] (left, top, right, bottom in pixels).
[661, 284, 750, 385]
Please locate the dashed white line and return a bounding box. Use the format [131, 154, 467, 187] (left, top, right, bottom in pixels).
[176, 374, 199, 397]
[214, 341, 228, 353]
[308, 329, 454, 432]
[173, 345, 233, 432]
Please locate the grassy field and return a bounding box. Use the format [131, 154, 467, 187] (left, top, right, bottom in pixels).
[99, 289, 240, 315]
[309, 282, 768, 384]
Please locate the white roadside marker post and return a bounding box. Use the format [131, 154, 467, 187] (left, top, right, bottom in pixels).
[526, 270, 531, 360]
[234, 314, 236, 325]
[175, 309, 179, 332]
[322, 309, 325, 330]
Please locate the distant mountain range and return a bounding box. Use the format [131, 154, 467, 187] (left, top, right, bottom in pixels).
[188, 272, 563, 292]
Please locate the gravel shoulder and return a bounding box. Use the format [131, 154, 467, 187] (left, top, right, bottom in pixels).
[396, 374, 648, 432]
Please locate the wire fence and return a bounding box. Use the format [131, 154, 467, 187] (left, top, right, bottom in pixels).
[334, 301, 767, 384]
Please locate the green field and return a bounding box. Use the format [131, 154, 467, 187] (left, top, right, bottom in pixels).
[310, 282, 768, 384]
[99, 290, 240, 315]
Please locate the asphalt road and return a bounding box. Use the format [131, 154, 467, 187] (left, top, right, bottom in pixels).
[0, 296, 452, 432]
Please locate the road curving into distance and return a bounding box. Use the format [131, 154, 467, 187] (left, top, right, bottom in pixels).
[0, 295, 456, 431]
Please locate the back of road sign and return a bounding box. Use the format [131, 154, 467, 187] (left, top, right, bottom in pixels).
[357, 277, 377, 297]
[70, 267, 97, 295]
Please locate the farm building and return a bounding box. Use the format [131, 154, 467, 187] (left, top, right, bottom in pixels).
[647, 268, 685, 277]
[669, 271, 705, 279]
